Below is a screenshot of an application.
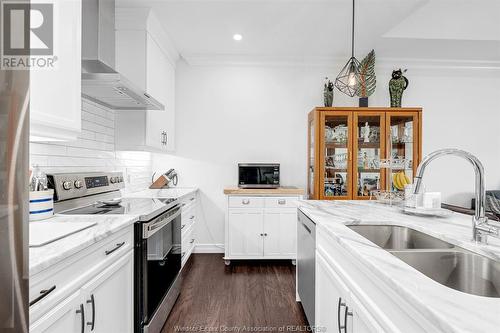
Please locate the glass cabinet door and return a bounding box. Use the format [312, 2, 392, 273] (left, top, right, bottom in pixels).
[353, 112, 385, 199]
[386, 112, 420, 193]
[320, 112, 352, 199]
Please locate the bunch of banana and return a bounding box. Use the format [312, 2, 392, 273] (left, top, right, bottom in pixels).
[392, 171, 411, 190]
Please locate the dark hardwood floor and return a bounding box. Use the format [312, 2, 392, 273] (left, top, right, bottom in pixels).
[161, 254, 309, 333]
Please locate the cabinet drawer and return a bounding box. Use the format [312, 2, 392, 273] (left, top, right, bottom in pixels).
[182, 224, 195, 253]
[264, 197, 299, 208]
[228, 196, 264, 208]
[29, 226, 134, 323]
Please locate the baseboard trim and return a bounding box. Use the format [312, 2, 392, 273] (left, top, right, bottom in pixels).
[194, 243, 225, 254]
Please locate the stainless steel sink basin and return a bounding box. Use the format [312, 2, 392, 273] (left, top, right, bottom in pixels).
[391, 250, 500, 298]
[347, 225, 454, 250]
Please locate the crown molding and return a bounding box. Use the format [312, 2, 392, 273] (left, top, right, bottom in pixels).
[182, 54, 500, 72]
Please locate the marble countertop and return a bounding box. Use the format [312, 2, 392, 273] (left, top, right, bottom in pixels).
[123, 187, 198, 201]
[30, 188, 198, 276]
[299, 200, 500, 333]
[30, 214, 138, 276]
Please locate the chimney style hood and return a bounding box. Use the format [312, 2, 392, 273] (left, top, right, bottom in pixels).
[81, 0, 164, 111]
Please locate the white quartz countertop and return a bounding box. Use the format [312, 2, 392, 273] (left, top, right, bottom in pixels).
[29, 214, 138, 276]
[299, 200, 500, 333]
[122, 187, 198, 200]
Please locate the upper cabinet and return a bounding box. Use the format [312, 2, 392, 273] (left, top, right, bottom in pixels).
[115, 8, 178, 152]
[307, 107, 422, 200]
[30, 0, 82, 141]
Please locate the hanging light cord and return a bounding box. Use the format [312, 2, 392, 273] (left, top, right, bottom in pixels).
[351, 0, 355, 58]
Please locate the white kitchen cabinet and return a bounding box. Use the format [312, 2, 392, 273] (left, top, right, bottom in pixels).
[316, 250, 383, 333]
[228, 209, 264, 257]
[30, 290, 83, 333]
[314, 226, 439, 333]
[316, 251, 349, 333]
[263, 209, 296, 257]
[115, 8, 177, 152]
[181, 192, 198, 267]
[225, 195, 301, 263]
[30, 0, 82, 141]
[81, 250, 133, 333]
[30, 226, 134, 332]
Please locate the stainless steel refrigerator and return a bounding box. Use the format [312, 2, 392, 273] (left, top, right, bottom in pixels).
[0, 1, 30, 330]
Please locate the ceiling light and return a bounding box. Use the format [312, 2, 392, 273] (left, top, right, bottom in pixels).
[334, 0, 372, 97]
[233, 34, 242, 41]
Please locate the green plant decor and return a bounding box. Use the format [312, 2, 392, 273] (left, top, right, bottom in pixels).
[356, 49, 376, 98]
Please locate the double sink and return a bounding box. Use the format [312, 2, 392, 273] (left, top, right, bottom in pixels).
[347, 225, 500, 298]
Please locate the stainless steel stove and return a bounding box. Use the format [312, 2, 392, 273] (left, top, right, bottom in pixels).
[47, 172, 182, 333]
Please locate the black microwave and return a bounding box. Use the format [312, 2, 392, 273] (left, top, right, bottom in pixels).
[238, 163, 280, 188]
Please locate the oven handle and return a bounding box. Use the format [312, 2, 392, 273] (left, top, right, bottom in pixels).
[143, 208, 181, 238]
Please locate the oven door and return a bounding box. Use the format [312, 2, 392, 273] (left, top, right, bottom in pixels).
[136, 206, 181, 333]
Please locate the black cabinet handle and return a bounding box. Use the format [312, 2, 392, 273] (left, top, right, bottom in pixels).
[190, 239, 195, 244]
[344, 306, 353, 333]
[190, 215, 195, 220]
[105, 242, 125, 255]
[181, 224, 186, 229]
[338, 297, 346, 333]
[301, 222, 311, 234]
[29, 285, 56, 306]
[76, 304, 85, 333]
[86, 294, 96, 331]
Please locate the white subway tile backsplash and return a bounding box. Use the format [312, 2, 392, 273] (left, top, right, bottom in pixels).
[30, 101, 152, 192]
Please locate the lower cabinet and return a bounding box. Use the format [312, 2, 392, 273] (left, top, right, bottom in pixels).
[314, 226, 440, 333]
[81, 251, 134, 333]
[31, 251, 133, 333]
[30, 291, 83, 333]
[316, 251, 382, 333]
[30, 226, 134, 333]
[225, 195, 300, 262]
[181, 192, 198, 267]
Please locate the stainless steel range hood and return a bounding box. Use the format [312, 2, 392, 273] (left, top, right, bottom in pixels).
[81, 0, 164, 111]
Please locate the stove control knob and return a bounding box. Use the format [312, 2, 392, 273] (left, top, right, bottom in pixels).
[110, 177, 117, 184]
[62, 181, 73, 190]
[74, 180, 83, 189]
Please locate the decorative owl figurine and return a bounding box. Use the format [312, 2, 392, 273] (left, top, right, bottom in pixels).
[389, 69, 409, 107]
[323, 77, 334, 107]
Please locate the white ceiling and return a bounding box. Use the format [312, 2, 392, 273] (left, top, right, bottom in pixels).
[117, 0, 500, 64]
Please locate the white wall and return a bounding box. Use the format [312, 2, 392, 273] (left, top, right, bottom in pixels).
[31, 100, 152, 193]
[153, 60, 500, 246]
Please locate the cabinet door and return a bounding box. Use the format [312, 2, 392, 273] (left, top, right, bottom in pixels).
[81, 250, 134, 333]
[316, 251, 350, 333]
[146, 33, 168, 151]
[346, 294, 384, 333]
[30, 0, 82, 141]
[228, 209, 264, 256]
[30, 290, 84, 333]
[385, 112, 420, 194]
[320, 111, 353, 199]
[353, 112, 386, 200]
[263, 209, 296, 257]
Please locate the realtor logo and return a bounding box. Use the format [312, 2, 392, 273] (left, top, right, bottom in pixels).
[1, 1, 57, 69]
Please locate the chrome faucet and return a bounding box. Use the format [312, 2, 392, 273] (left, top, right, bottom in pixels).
[413, 149, 499, 243]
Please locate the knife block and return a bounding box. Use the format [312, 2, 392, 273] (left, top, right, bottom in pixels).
[150, 175, 169, 189]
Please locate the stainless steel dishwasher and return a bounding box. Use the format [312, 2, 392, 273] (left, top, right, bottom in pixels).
[297, 209, 316, 327]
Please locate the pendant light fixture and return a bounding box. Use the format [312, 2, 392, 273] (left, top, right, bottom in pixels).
[334, 0, 366, 97]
